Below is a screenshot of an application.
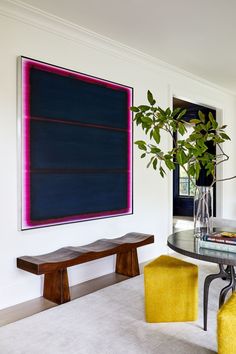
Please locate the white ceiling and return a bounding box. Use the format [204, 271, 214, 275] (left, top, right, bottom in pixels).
[20, 0, 236, 94]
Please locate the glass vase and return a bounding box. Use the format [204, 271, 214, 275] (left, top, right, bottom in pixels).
[194, 186, 213, 238]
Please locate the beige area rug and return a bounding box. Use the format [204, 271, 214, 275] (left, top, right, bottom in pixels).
[0, 262, 226, 354]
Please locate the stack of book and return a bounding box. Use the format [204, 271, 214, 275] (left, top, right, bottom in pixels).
[199, 231, 236, 253]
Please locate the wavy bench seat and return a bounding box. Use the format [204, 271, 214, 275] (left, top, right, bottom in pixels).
[17, 232, 154, 304]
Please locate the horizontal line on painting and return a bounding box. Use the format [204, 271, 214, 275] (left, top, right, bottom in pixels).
[30, 116, 129, 132]
[30, 168, 129, 174]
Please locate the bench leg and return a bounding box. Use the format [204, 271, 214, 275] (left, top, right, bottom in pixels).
[43, 268, 71, 304]
[116, 249, 140, 277]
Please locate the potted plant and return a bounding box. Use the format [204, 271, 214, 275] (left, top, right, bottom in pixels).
[131, 91, 234, 236]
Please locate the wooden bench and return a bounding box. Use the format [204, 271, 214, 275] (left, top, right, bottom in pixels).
[17, 232, 154, 304]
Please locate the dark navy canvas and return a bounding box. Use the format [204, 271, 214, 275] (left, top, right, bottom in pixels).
[21, 57, 132, 229]
[30, 68, 128, 129]
[30, 173, 127, 220]
[30, 120, 127, 170]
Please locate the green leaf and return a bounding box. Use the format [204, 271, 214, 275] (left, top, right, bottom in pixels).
[178, 122, 187, 136]
[135, 140, 146, 145]
[177, 150, 188, 165]
[205, 121, 211, 131]
[208, 112, 218, 129]
[172, 107, 182, 118]
[135, 140, 147, 151]
[189, 132, 203, 141]
[213, 136, 225, 144]
[138, 145, 147, 151]
[159, 166, 166, 178]
[130, 106, 139, 112]
[220, 132, 231, 140]
[169, 120, 178, 131]
[206, 167, 213, 176]
[147, 90, 156, 105]
[153, 127, 161, 144]
[188, 164, 195, 177]
[134, 112, 142, 124]
[176, 109, 187, 120]
[139, 105, 150, 112]
[195, 162, 201, 180]
[165, 159, 175, 170]
[157, 107, 166, 115]
[198, 111, 205, 122]
[183, 152, 189, 164]
[213, 122, 218, 129]
[141, 116, 153, 125]
[208, 112, 215, 123]
[147, 156, 155, 168]
[153, 158, 158, 170]
[220, 124, 227, 129]
[141, 153, 146, 158]
[166, 107, 171, 116]
[205, 161, 214, 176]
[150, 146, 161, 154]
[189, 119, 201, 124]
[197, 139, 207, 150]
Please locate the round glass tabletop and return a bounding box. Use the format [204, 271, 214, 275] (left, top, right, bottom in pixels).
[167, 229, 236, 266]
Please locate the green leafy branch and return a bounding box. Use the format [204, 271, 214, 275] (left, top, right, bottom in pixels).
[131, 90, 234, 186]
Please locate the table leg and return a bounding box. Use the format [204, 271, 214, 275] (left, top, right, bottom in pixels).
[203, 264, 229, 331]
[221, 265, 231, 280]
[219, 266, 236, 308]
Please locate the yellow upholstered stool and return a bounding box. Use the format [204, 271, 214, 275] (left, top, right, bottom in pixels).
[144, 255, 198, 323]
[217, 292, 236, 354]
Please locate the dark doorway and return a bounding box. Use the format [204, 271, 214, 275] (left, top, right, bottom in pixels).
[173, 97, 216, 217]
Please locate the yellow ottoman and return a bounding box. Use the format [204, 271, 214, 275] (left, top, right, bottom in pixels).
[144, 255, 198, 323]
[217, 292, 236, 354]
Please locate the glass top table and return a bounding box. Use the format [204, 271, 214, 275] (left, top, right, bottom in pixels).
[168, 229, 236, 266]
[167, 229, 236, 330]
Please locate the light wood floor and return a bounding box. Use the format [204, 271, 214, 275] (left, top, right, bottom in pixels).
[0, 273, 128, 328]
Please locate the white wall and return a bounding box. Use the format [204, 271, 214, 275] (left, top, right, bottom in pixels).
[0, 2, 236, 310]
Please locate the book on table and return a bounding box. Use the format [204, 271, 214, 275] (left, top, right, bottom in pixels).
[200, 231, 236, 253]
[202, 231, 236, 244]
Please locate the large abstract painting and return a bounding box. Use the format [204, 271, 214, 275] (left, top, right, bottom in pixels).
[19, 57, 133, 230]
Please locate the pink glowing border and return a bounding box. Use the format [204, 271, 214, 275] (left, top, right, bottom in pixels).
[21, 57, 133, 229]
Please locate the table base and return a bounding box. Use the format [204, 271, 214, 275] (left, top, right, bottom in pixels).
[204, 264, 236, 331]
